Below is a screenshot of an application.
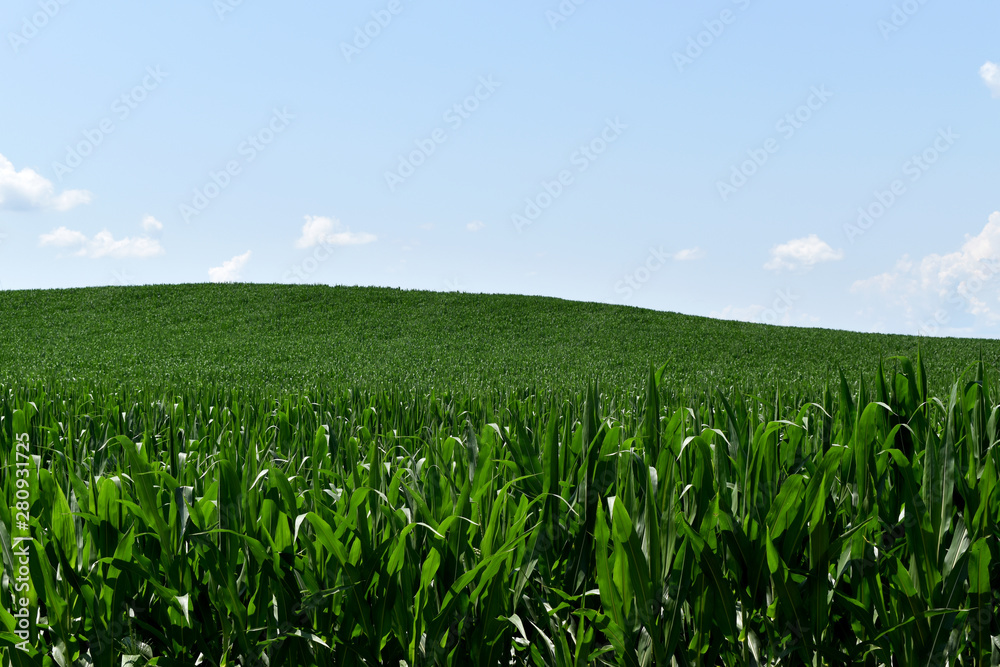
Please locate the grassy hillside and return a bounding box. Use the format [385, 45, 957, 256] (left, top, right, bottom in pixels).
[2, 284, 999, 666]
[0, 283, 996, 393]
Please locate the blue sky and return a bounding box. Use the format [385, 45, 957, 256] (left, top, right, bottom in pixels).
[1, 1, 998, 337]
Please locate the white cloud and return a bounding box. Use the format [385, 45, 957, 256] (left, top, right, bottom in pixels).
[764, 234, 843, 271]
[39, 226, 87, 247]
[0, 153, 91, 211]
[142, 215, 163, 232]
[209, 251, 252, 283]
[295, 215, 377, 249]
[710, 303, 818, 327]
[39, 226, 164, 258]
[711, 304, 767, 322]
[852, 212, 1000, 332]
[467, 220, 486, 232]
[51, 190, 92, 211]
[982, 61, 1000, 97]
[673, 247, 705, 261]
[84, 231, 164, 259]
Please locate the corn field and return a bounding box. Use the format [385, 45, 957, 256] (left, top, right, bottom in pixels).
[0, 354, 998, 665]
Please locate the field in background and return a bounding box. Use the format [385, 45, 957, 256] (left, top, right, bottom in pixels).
[0, 283, 998, 393]
[0, 285, 998, 665]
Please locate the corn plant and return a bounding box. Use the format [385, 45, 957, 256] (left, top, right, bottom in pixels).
[0, 355, 997, 665]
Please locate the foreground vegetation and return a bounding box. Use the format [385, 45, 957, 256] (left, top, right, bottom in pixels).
[1, 350, 998, 665]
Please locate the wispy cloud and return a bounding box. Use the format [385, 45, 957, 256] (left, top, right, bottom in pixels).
[39, 226, 164, 259]
[764, 234, 843, 271]
[710, 303, 817, 327]
[852, 212, 1000, 331]
[39, 227, 88, 248]
[982, 61, 1000, 97]
[295, 215, 377, 248]
[142, 215, 163, 232]
[673, 247, 705, 261]
[467, 220, 486, 232]
[209, 251, 252, 283]
[0, 153, 91, 211]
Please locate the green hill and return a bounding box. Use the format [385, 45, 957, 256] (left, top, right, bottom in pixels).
[0, 283, 994, 393]
[2, 284, 999, 665]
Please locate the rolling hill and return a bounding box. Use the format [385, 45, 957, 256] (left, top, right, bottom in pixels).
[0, 283, 993, 393]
